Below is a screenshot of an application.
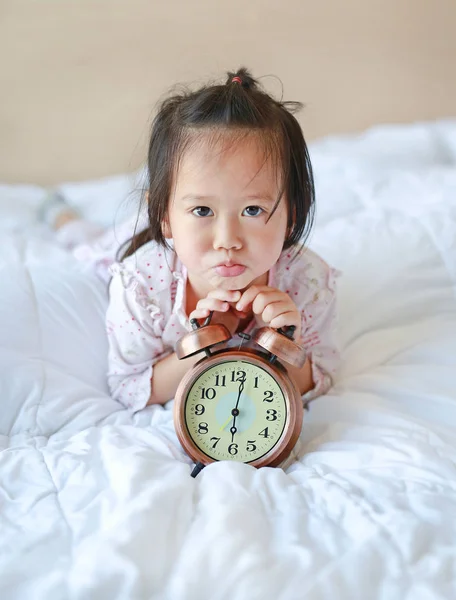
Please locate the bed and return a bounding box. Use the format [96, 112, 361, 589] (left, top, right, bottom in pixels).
[1, 119, 456, 599]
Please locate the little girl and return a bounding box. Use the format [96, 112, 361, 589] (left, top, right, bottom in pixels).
[45, 67, 340, 411]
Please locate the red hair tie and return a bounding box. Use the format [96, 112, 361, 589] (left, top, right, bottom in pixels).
[231, 76, 242, 84]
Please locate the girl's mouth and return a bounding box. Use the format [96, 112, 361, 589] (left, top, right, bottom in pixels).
[214, 264, 246, 277]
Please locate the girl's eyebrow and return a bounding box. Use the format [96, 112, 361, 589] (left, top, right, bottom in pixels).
[180, 195, 216, 203]
[245, 194, 276, 203]
[180, 193, 276, 203]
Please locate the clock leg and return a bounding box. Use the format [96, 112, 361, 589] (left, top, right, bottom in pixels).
[190, 462, 206, 478]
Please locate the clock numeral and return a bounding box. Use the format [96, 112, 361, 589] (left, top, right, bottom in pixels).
[228, 443, 239, 456]
[266, 409, 278, 421]
[214, 375, 226, 387]
[231, 370, 246, 383]
[263, 390, 274, 403]
[198, 422, 209, 434]
[246, 440, 257, 452]
[200, 387, 216, 400]
[259, 427, 270, 438]
[194, 404, 205, 416]
[210, 437, 221, 449]
[253, 376, 259, 388]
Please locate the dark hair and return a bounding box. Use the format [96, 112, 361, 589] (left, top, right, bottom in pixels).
[120, 67, 315, 260]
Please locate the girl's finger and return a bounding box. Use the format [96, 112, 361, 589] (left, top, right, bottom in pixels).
[196, 298, 230, 313]
[236, 285, 269, 310]
[236, 286, 282, 313]
[261, 300, 296, 323]
[207, 289, 242, 303]
[251, 291, 290, 315]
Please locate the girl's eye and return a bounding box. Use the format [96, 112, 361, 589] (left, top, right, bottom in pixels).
[243, 206, 264, 217]
[192, 206, 213, 217]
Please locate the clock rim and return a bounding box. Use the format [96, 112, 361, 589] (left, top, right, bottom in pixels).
[173, 348, 303, 469]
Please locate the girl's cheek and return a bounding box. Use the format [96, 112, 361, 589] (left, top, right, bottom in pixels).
[188, 241, 206, 261]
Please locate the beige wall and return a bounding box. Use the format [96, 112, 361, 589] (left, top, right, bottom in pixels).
[1, 0, 455, 184]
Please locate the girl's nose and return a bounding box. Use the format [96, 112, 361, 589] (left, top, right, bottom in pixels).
[212, 216, 243, 251]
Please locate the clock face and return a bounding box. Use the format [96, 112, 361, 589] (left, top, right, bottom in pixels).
[184, 359, 287, 463]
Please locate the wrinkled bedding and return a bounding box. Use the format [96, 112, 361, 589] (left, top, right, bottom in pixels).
[1, 120, 456, 599]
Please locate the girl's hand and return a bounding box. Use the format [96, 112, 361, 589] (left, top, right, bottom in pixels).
[189, 289, 250, 336]
[235, 285, 302, 340]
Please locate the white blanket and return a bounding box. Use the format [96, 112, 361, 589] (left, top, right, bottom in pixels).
[1, 120, 456, 599]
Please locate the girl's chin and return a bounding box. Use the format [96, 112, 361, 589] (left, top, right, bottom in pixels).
[214, 272, 268, 290]
[196, 267, 266, 291]
[213, 275, 252, 291]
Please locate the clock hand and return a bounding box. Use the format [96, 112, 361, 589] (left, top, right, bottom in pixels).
[219, 378, 245, 432]
[230, 377, 245, 443]
[234, 377, 245, 412]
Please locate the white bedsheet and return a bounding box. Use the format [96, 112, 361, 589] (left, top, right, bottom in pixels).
[1, 120, 456, 599]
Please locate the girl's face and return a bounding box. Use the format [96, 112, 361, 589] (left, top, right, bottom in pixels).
[163, 134, 288, 299]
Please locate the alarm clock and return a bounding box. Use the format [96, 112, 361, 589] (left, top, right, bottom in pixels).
[173, 312, 306, 477]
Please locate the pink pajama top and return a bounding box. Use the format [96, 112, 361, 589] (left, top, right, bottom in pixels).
[104, 240, 340, 411]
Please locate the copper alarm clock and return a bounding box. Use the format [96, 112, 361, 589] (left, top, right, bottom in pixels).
[174, 313, 307, 477]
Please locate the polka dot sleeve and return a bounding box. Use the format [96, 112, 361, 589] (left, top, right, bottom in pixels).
[276, 249, 340, 403]
[300, 275, 340, 403]
[106, 264, 170, 411]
